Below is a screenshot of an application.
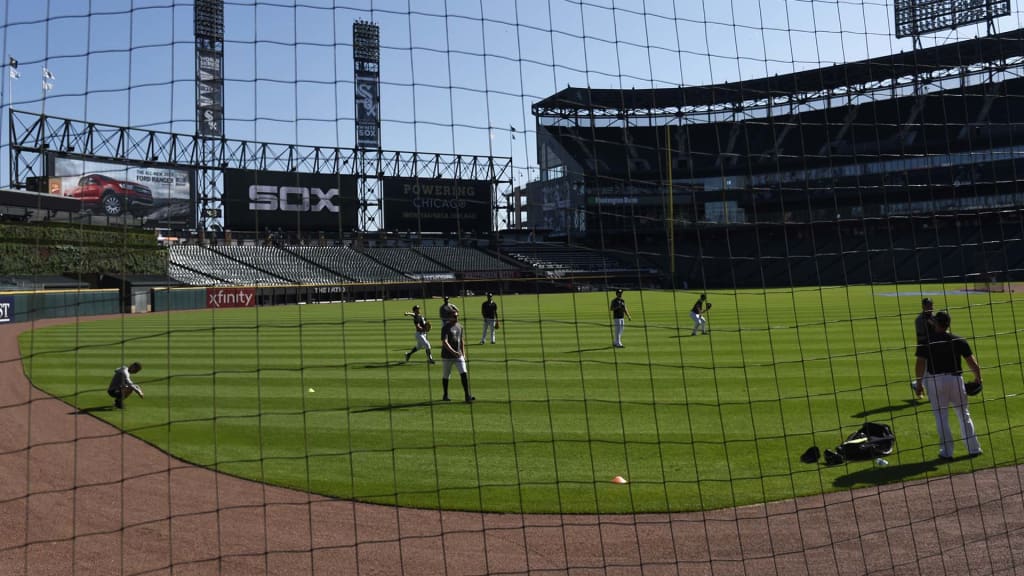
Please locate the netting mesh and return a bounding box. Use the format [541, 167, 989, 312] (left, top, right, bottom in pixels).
[3, 1, 1024, 575]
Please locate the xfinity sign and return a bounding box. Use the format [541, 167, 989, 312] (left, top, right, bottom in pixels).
[248, 185, 341, 213]
[223, 169, 358, 232]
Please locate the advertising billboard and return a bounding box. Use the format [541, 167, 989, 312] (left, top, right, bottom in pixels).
[206, 287, 255, 309]
[0, 296, 13, 323]
[383, 177, 492, 235]
[49, 155, 196, 227]
[222, 169, 359, 232]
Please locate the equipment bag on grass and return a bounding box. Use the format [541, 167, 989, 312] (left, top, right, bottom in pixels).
[837, 422, 895, 461]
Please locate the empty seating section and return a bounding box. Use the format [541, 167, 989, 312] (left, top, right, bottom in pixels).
[505, 244, 631, 273]
[414, 247, 517, 272]
[361, 247, 451, 277]
[168, 245, 289, 285]
[167, 262, 220, 286]
[288, 245, 407, 283]
[212, 245, 340, 284]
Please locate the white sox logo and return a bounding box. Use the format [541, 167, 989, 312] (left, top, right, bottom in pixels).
[248, 185, 340, 213]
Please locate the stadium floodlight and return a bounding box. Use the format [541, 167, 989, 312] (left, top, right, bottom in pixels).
[194, 0, 224, 41]
[895, 0, 1010, 38]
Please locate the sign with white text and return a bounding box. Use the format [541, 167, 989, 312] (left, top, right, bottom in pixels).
[222, 169, 359, 232]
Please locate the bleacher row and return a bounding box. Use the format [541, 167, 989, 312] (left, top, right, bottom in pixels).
[166, 243, 642, 286]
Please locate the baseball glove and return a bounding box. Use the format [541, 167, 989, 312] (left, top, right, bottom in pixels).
[494, 320, 499, 330]
[705, 302, 712, 310]
[965, 379, 982, 396]
[422, 321, 432, 333]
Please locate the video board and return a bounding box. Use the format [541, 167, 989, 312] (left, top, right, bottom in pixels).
[382, 177, 492, 235]
[222, 169, 359, 232]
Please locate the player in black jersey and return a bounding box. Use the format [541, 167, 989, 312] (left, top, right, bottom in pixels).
[690, 294, 708, 336]
[610, 289, 631, 348]
[914, 310, 983, 459]
[479, 292, 498, 344]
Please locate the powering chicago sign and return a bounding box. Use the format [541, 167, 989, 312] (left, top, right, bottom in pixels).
[382, 177, 492, 235]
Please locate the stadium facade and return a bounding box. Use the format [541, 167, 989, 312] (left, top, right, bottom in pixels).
[529, 29, 1024, 289]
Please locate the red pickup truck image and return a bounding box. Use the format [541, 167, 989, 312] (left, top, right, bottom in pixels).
[67, 174, 154, 216]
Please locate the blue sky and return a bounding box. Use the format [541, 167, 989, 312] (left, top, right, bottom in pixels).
[1, 0, 1020, 190]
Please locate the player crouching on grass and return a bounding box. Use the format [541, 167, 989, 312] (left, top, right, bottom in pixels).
[108, 362, 144, 409]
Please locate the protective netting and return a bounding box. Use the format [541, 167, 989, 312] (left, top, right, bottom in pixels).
[3, 1, 1024, 575]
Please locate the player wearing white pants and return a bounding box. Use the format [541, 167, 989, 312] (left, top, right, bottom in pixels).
[609, 289, 631, 348]
[690, 294, 708, 335]
[440, 310, 474, 403]
[914, 310, 983, 459]
[403, 305, 435, 364]
[480, 292, 498, 344]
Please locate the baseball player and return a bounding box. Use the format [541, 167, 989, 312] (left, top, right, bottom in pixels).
[479, 292, 498, 344]
[910, 297, 935, 400]
[610, 289, 631, 348]
[440, 309, 474, 403]
[439, 295, 459, 325]
[690, 294, 709, 336]
[108, 362, 144, 409]
[403, 305, 436, 364]
[914, 310, 983, 459]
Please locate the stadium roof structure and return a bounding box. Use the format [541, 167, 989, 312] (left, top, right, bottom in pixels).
[533, 28, 1024, 117]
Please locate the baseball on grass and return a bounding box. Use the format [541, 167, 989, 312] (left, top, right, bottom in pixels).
[309, 388, 315, 393]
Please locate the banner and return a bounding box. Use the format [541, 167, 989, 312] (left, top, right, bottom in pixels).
[50, 155, 196, 227]
[354, 74, 380, 148]
[0, 296, 13, 323]
[382, 177, 492, 234]
[197, 49, 224, 137]
[206, 287, 256, 308]
[222, 169, 359, 232]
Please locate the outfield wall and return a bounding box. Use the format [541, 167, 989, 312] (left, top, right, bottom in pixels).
[0, 289, 120, 323]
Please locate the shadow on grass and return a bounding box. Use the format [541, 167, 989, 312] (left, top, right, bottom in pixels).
[568, 346, 616, 353]
[349, 400, 443, 414]
[363, 360, 412, 369]
[832, 459, 940, 487]
[851, 400, 920, 419]
[73, 405, 118, 414]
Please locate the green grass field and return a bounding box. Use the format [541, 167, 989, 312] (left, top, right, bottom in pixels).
[18, 286, 1024, 513]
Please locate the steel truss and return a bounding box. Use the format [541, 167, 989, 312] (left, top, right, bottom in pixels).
[9, 110, 513, 231]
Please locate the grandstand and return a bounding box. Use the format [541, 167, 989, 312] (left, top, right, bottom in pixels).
[530, 29, 1024, 289]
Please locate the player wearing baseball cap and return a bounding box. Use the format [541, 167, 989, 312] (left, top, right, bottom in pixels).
[914, 310, 983, 460]
[610, 289, 631, 348]
[479, 292, 498, 344]
[403, 305, 436, 364]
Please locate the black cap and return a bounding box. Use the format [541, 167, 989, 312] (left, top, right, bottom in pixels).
[443, 296, 449, 301]
[934, 310, 951, 326]
[486, 292, 493, 297]
[615, 289, 623, 294]
[922, 297, 933, 307]
[412, 305, 420, 311]
[700, 293, 706, 299]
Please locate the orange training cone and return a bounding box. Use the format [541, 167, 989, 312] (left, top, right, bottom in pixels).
[611, 475, 628, 484]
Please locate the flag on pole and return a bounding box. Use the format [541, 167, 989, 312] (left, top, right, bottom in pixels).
[42, 68, 54, 91]
[8, 57, 18, 79]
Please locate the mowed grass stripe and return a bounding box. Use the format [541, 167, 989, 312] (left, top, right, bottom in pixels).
[19, 286, 1024, 513]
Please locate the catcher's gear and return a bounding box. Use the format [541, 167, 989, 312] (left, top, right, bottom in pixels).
[422, 321, 432, 333]
[965, 379, 982, 396]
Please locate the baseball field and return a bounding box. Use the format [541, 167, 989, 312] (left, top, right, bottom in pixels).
[17, 285, 1023, 514]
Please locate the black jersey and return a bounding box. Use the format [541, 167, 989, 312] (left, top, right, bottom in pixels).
[610, 297, 627, 319]
[916, 331, 973, 375]
[691, 299, 704, 314]
[412, 313, 427, 332]
[481, 300, 497, 319]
